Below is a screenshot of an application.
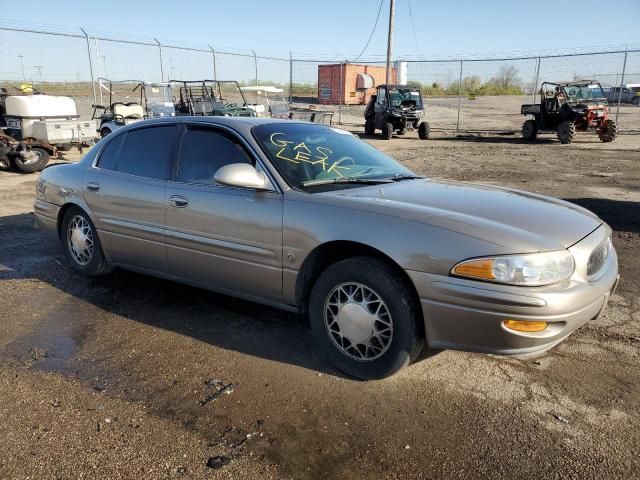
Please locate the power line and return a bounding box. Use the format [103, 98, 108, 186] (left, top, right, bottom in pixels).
[352, 0, 385, 62]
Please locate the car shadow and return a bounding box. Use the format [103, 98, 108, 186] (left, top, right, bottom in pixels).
[0, 212, 440, 380]
[435, 134, 557, 145]
[565, 198, 640, 234]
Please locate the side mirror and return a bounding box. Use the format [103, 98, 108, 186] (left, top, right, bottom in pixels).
[214, 163, 271, 190]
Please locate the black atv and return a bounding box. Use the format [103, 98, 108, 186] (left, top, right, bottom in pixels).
[364, 84, 430, 140]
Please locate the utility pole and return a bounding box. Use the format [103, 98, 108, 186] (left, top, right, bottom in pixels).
[34, 65, 43, 84]
[385, 0, 395, 85]
[18, 55, 25, 81]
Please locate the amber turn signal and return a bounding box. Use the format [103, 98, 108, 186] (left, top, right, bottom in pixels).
[451, 258, 495, 280]
[503, 320, 549, 332]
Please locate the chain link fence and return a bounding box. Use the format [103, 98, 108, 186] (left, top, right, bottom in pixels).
[1, 23, 638, 133]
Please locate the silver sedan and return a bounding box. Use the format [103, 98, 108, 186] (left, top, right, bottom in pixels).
[34, 117, 619, 379]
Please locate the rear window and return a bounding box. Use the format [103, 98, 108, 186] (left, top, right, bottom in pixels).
[115, 125, 177, 180]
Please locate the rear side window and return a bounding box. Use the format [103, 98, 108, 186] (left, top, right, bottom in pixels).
[115, 125, 177, 180]
[97, 133, 125, 170]
[176, 126, 253, 185]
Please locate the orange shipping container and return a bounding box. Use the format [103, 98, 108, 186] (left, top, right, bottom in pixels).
[318, 63, 397, 105]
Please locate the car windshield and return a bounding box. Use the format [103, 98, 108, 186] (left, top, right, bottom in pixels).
[252, 123, 415, 191]
[563, 84, 606, 103]
[145, 85, 175, 117]
[388, 88, 422, 108]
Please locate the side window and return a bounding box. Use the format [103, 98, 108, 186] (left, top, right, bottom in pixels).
[378, 87, 387, 105]
[96, 133, 125, 170]
[115, 125, 177, 180]
[176, 126, 253, 185]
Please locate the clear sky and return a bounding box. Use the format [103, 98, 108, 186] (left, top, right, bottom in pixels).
[1, 0, 639, 86]
[2, 0, 639, 58]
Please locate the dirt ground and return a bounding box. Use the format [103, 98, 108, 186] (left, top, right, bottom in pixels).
[0, 129, 639, 479]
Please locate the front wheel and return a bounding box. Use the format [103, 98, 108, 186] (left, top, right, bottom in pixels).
[381, 121, 394, 140]
[309, 257, 424, 379]
[418, 122, 430, 140]
[100, 128, 111, 138]
[557, 121, 576, 144]
[62, 207, 113, 277]
[598, 119, 618, 143]
[632, 97, 639, 106]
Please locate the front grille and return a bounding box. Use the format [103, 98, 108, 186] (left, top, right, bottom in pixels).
[587, 238, 611, 279]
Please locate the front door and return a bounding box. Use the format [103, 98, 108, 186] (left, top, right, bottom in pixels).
[164, 124, 283, 301]
[83, 124, 179, 273]
[374, 86, 388, 129]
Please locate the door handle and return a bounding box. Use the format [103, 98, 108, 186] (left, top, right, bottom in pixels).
[168, 195, 189, 208]
[86, 182, 100, 191]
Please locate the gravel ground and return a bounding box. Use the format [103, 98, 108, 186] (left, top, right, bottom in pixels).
[0, 129, 639, 479]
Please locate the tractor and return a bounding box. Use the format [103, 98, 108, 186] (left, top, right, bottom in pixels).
[521, 80, 617, 144]
[364, 84, 430, 140]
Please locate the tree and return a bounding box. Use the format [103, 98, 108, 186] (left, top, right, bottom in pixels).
[462, 75, 482, 94]
[493, 65, 521, 89]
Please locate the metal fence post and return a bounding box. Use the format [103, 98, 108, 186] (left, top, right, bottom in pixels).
[154, 38, 164, 81]
[616, 47, 628, 123]
[338, 61, 345, 125]
[208, 45, 217, 81]
[456, 60, 463, 132]
[251, 49, 258, 86]
[80, 27, 96, 104]
[532, 57, 541, 103]
[289, 51, 293, 103]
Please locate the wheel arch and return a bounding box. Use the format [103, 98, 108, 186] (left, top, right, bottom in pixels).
[295, 240, 424, 324]
[56, 200, 97, 241]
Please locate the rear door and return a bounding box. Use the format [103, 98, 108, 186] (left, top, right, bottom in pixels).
[83, 124, 179, 273]
[164, 124, 283, 301]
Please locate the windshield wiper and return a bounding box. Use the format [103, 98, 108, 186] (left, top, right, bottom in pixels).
[387, 173, 425, 182]
[302, 176, 394, 187]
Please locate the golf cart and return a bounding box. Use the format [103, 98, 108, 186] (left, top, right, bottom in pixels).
[521, 80, 617, 144]
[171, 80, 256, 117]
[240, 85, 290, 118]
[364, 84, 430, 140]
[92, 79, 175, 138]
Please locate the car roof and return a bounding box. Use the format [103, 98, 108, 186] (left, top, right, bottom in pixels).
[111, 115, 318, 136]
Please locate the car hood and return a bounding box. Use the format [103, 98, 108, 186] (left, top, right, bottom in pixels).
[324, 179, 602, 252]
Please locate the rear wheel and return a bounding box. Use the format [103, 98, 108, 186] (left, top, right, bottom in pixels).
[364, 118, 375, 135]
[599, 119, 618, 143]
[62, 207, 112, 277]
[381, 121, 393, 140]
[522, 119, 538, 141]
[14, 147, 49, 173]
[309, 257, 424, 379]
[557, 121, 576, 144]
[418, 122, 430, 140]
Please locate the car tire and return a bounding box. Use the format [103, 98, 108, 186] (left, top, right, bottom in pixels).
[100, 128, 111, 138]
[14, 147, 49, 173]
[556, 121, 576, 144]
[381, 121, 393, 140]
[62, 206, 113, 277]
[632, 97, 639, 106]
[418, 121, 430, 140]
[309, 257, 424, 380]
[364, 118, 375, 135]
[522, 119, 538, 141]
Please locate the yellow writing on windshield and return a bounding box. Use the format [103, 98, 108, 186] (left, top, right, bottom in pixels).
[269, 132, 351, 177]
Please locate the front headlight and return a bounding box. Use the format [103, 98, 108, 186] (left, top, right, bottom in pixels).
[451, 250, 574, 286]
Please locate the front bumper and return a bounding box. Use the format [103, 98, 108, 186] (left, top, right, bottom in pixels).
[407, 225, 619, 355]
